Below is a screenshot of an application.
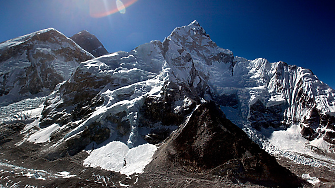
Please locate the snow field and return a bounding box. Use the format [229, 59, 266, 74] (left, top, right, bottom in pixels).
[27, 124, 60, 144]
[83, 141, 157, 175]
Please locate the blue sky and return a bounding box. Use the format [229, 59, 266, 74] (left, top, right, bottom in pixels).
[1, 0, 334, 88]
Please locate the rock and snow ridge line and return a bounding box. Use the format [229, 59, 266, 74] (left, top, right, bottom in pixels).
[1, 20, 335, 179]
[0, 28, 94, 106]
[27, 21, 335, 154]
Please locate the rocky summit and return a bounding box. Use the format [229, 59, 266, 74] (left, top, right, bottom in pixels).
[0, 21, 335, 187]
[144, 101, 304, 187]
[70, 30, 109, 57]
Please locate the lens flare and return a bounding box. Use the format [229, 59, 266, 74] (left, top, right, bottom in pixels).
[116, 0, 126, 14]
[89, 0, 137, 18]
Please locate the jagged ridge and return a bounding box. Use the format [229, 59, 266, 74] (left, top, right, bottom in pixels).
[1, 20, 334, 186]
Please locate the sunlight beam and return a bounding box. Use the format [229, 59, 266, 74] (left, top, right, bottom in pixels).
[89, 0, 137, 18]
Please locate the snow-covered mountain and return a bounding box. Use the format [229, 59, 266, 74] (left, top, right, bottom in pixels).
[0, 28, 94, 106]
[70, 30, 109, 57]
[38, 20, 335, 154]
[1, 21, 335, 186]
[36, 21, 235, 155]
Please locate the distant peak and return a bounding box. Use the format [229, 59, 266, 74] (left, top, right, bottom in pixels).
[189, 20, 200, 26]
[166, 20, 208, 42]
[70, 30, 108, 57]
[41, 28, 56, 31]
[78, 30, 91, 35]
[34, 28, 58, 34]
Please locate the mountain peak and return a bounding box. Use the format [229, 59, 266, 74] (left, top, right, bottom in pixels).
[167, 20, 208, 41]
[77, 30, 90, 35]
[189, 20, 200, 26]
[0, 28, 63, 51]
[71, 30, 108, 57]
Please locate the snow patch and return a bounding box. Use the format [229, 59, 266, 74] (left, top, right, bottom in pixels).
[309, 137, 333, 153]
[83, 141, 157, 175]
[302, 174, 320, 185]
[56, 171, 77, 178]
[27, 124, 60, 143]
[120, 143, 157, 175]
[269, 124, 309, 153]
[266, 94, 286, 107]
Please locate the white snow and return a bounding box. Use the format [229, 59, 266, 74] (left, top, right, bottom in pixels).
[120, 143, 157, 175]
[264, 124, 335, 169]
[56, 171, 77, 178]
[83, 141, 157, 175]
[0, 52, 30, 75]
[27, 124, 60, 143]
[0, 96, 45, 123]
[309, 136, 334, 153]
[84, 141, 129, 172]
[269, 124, 309, 153]
[302, 174, 320, 185]
[2, 21, 335, 177]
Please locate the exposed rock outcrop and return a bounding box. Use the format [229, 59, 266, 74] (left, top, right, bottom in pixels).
[145, 101, 305, 187]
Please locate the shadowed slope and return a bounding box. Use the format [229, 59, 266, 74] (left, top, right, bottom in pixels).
[71, 30, 108, 57]
[145, 101, 306, 187]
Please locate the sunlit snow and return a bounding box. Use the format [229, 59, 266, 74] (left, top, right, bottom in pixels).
[27, 124, 60, 143]
[1, 20, 335, 179]
[302, 174, 320, 185]
[83, 141, 157, 175]
[269, 124, 308, 153]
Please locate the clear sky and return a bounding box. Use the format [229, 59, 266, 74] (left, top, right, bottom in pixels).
[1, 0, 334, 88]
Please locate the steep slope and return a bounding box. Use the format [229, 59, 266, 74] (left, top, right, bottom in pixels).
[1, 21, 330, 187]
[35, 21, 234, 156]
[70, 30, 109, 57]
[33, 20, 335, 160]
[143, 101, 304, 187]
[219, 57, 335, 152]
[0, 28, 94, 106]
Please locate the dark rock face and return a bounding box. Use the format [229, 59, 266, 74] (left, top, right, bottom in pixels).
[71, 30, 108, 57]
[146, 101, 305, 187]
[322, 114, 335, 144]
[249, 99, 288, 130]
[215, 93, 239, 108]
[141, 82, 198, 127]
[0, 123, 25, 145]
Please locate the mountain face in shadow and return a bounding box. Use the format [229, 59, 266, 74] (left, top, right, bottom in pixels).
[70, 30, 108, 57]
[144, 101, 305, 187]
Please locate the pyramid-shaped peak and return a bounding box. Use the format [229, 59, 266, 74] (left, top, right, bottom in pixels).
[167, 20, 209, 41]
[71, 30, 108, 57]
[77, 30, 93, 36]
[189, 20, 200, 26]
[186, 20, 204, 31]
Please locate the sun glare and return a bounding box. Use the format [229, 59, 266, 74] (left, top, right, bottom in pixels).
[89, 0, 137, 17]
[116, 0, 126, 14]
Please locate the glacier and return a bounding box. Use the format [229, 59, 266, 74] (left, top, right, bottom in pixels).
[1, 20, 335, 179]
